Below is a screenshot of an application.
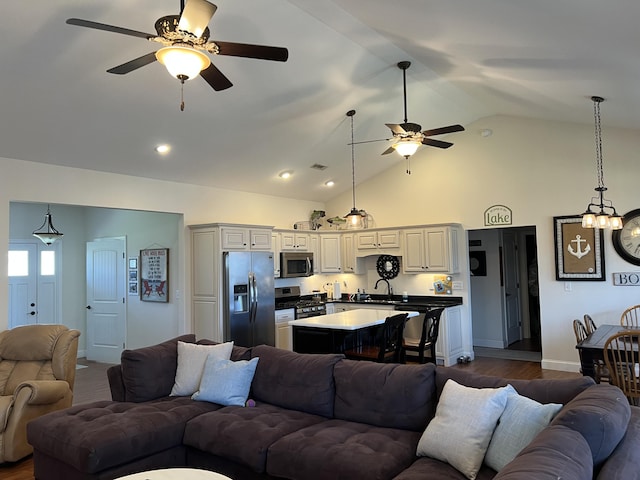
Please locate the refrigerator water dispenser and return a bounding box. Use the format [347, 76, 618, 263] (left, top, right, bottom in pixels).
[233, 284, 248, 312]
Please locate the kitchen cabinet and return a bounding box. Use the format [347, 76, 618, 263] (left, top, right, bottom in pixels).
[341, 234, 363, 274]
[275, 308, 295, 350]
[320, 234, 342, 273]
[221, 226, 272, 251]
[402, 226, 459, 273]
[272, 232, 281, 278]
[309, 234, 320, 274]
[435, 306, 464, 366]
[280, 232, 310, 251]
[356, 230, 401, 252]
[190, 226, 221, 341]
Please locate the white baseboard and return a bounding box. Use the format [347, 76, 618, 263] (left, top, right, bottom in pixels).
[541, 359, 582, 373]
[77, 349, 86, 359]
[473, 339, 505, 349]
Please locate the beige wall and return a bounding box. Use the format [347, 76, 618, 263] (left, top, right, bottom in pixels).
[0, 157, 324, 338]
[325, 114, 640, 371]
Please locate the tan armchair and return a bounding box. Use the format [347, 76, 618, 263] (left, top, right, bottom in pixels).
[0, 324, 80, 463]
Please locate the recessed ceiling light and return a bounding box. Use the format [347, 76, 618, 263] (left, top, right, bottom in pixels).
[155, 144, 171, 154]
[325, 180, 335, 187]
[279, 171, 293, 179]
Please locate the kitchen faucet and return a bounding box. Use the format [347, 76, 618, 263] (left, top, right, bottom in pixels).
[374, 278, 393, 299]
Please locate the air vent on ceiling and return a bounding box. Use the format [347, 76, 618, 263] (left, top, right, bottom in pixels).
[310, 163, 328, 171]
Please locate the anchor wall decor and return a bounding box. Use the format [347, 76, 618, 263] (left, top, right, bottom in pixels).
[554, 215, 605, 281]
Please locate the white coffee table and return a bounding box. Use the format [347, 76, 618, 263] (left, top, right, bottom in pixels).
[115, 468, 231, 480]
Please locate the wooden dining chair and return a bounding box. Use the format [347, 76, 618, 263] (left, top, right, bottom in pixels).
[603, 329, 640, 406]
[573, 319, 588, 343]
[344, 313, 408, 363]
[620, 305, 640, 327]
[584, 314, 598, 335]
[401, 308, 444, 364]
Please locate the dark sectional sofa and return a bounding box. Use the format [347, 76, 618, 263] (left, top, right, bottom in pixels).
[27, 334, 640, 480]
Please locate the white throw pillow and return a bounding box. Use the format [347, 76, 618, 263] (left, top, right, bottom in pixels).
[416, 379, 509, 480]
[170, 341, 234, 396]
[192, 356, 259, 406]
[484, 384, 562, 471]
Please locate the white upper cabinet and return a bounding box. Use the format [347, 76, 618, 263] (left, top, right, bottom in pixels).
[356, 230, 401, 252]
[280, 232, 310, 251]
[402, 226, 459, 273]
[320, 234, 342, 273]
[221, 226, 272, 251]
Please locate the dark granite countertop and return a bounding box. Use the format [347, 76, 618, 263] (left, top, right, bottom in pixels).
[329, 294, 462, 309]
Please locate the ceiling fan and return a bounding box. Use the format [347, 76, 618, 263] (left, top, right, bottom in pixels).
[372, 61, 465, 173]
[66, 0, 288, 110]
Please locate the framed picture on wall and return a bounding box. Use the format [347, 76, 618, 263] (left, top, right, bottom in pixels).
[553, 215, 605, 281]
[140, 248, 169, 302]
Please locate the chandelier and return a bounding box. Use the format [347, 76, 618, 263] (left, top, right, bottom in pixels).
[32, 204, 64, 245]
[344, 110, 367, 229]
[581, 96, 622, 230]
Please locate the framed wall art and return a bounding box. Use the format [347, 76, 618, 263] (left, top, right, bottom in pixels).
[553, 216, 605, 281]
[140, 248, 169, 302]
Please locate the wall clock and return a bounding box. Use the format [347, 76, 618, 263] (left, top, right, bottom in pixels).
[612, 209, 640, 266]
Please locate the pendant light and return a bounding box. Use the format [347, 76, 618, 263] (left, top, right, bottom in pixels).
[344, 110, 367, 229]
[581, 96, 623, 230]
[33, 204, 64, 245]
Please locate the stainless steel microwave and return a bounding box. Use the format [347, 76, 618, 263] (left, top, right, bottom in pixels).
[280, 251, 314, 278]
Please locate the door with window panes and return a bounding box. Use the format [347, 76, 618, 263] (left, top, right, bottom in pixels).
[8, 241, 61, 327]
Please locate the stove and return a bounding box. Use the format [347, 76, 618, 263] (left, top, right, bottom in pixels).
[275, 286, 326, 319]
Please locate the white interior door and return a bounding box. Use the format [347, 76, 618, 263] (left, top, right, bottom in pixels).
[86, 238, 126, 363]
[502, 231, 522, 346]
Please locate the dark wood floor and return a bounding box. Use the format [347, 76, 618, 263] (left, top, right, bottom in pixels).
[0, 357, 580, 480]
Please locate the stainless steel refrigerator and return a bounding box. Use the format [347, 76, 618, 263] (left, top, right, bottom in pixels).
[223, 251, 275, 347]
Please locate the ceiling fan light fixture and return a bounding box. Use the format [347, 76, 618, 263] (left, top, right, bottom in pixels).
[393, 139, 421, 158]
[156, 45, 210, 80]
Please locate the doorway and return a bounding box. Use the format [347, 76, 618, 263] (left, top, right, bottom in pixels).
[8, 240, 61, 328]
[468, 226, 541, 360]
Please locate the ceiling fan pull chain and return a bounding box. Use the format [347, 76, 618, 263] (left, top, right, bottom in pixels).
[406, 157, 411, 175]
[180, 77, 185, 111]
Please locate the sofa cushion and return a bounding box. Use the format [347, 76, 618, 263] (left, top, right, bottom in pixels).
[121, 334, 195, 402]
[485, 384, 562, 472]
[551, 384, 630, 469]
[493, 425, 593, 480]
[267, 418, 422, 480]
[435, 367, 595, 405]
[183, 403, 326, 473]
[192, 357, 259, 406]
[392, 457, 497, 480]
[170, 341, 233, 396]
[250, 345, 343, 417]
[417, 380, 509, 480]
[197, 338, 252, 361]
[595, 406, 640, 480]
[26, 398, 220, 474]
[334, 360, 437, 431]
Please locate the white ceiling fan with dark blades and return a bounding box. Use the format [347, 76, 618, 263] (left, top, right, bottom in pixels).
[383, 61, 464, 173]
[66, 0, 288, 110]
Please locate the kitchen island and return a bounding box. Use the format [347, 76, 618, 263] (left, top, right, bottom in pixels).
[289, 309, 418, 355]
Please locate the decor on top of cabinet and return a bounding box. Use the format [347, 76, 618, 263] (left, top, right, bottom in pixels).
[376, 255, 400, 279]
[140, 248, 169, 302]
[553, 215, 605, 281]
[310, 210, 325, 230]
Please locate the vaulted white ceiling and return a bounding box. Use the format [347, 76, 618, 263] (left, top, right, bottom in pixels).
[2, 1, 638, 202]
